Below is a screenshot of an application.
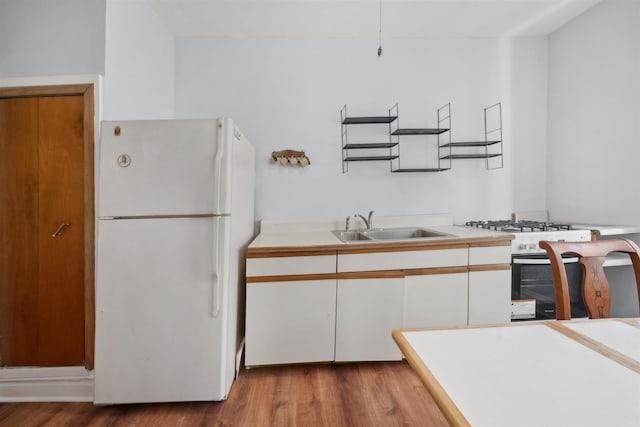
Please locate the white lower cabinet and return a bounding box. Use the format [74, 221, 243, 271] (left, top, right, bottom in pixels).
[468, 268, 512, 325]
[404, 271, 468, 328]
[335, 277, 404, 362]
[245, 240, 512, 365]
[245, 279, 336, 366]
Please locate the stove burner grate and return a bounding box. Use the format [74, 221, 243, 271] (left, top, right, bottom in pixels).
[465, 219, 574, 232]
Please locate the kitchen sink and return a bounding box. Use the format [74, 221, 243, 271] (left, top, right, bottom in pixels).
[332, 227, 453, 242]
[363, 228, 452, 240]
[332, 230, 372, 241]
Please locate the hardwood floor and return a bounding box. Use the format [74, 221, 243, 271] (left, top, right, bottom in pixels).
[0, 362, 448, 426]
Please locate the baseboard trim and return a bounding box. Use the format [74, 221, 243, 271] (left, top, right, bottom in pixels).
[0, 367, 94, 402]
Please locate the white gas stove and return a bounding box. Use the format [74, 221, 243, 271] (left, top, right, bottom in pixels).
[464, 220, 592, 255]
[465, 218, 592, 321]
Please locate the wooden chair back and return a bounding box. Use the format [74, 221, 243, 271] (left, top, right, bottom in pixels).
[539, 239, 640, 320]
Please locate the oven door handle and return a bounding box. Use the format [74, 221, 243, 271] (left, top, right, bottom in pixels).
[512, 257, 579, 265]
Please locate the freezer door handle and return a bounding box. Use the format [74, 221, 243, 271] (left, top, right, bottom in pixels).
[212, 272, 220, 317]
[213, 122, 225, 213]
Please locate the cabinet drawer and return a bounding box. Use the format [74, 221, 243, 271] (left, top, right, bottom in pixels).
[338, 248, 467, 272]
[247, 254, 336, 277]
[469, 245, 511, 265]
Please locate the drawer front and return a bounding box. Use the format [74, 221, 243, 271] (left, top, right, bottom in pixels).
[469, 245, 511, 265]
[338, 248, 468, 272]
[247, 255, 336, 277]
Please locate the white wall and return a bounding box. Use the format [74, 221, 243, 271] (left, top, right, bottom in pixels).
[103, 0, 175, 119]
[0, 0, 174, 118]
[547, 0, 640, 224]
[0, 0, 105, 77]
[510, 38, 549, 213]
[0, 0, 552, 225]
[174, 36, 547, 223]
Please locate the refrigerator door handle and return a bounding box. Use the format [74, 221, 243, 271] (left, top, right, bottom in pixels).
[211, 215, 221, 318]
[213, 121, 225, 214]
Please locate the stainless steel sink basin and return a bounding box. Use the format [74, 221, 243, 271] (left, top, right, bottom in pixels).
[332, 230, 372, 241]
[332, 227, 453, 242]
[363, 228, 452, 240]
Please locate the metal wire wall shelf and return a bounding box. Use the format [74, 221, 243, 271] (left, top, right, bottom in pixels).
[340, 103, 399, 173]
[340, 102, 503, 173]
[391, 103, 452, 173]
[440, 102, 503, 170]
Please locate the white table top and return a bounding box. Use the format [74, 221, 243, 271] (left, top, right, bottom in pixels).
[563, 320, 640, 362]
[393, 318, 640, 427]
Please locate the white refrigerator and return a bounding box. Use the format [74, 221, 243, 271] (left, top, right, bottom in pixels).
[94, 118, 254, 404]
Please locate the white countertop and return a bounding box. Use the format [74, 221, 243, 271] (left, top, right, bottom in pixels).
[249, 214, 514, 250]
[565, 223, 640, 267]
[249, 230, 343, 248]
[249, 216, 640, 252]
[571, 223, 640, 236]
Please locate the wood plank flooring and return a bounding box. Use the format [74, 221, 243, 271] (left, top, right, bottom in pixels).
[0, 361, 449, 426]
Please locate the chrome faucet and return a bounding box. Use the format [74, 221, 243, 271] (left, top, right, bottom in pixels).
[345, 216, 351, 231]
[355, 210, 374, 230]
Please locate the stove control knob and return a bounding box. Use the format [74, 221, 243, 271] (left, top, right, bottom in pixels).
[528, 243, 537, 250]
[518, 243, 528, 250]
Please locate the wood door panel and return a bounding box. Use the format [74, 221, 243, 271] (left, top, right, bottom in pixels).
[1, 85, 94, 369]
[36, 96, 85, 366]
[0, 98, 40, 366]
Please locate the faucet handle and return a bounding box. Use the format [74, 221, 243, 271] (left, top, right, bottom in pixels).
[345, 216, 351, 231]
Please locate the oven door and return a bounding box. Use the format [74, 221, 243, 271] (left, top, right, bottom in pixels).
[511, 254, 588, 321]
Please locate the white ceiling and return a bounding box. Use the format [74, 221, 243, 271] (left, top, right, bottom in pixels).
[148, 0, 603, 38]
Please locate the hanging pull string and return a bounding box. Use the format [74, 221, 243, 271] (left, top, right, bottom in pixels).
[377, 0, 383, 57]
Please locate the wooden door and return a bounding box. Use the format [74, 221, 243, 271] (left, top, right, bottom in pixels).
[0, 88, 93, 367]
[0, 97, 40, 366]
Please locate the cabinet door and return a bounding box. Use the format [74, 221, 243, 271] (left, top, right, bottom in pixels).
[468, 268, 511, 325]
[404, 271, 468, 328]
[335, 277, 404, 362]
[245, 279, 336, 366]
